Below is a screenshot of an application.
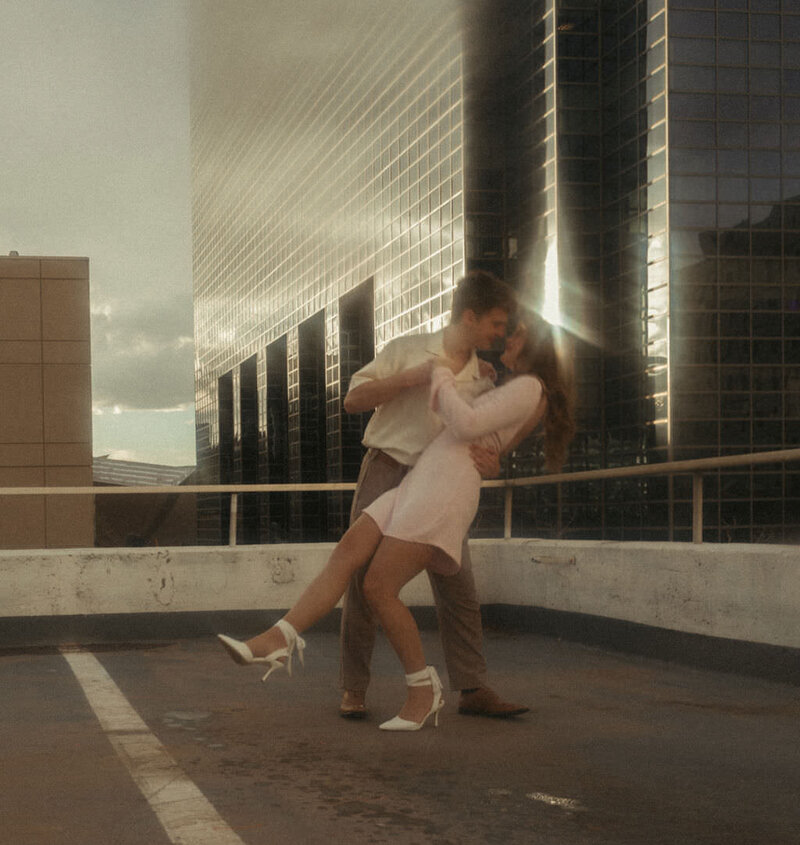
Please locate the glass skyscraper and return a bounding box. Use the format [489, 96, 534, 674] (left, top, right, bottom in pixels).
[191, 1, 800, 545]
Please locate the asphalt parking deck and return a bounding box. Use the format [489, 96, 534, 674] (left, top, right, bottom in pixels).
[1, 629, 799, 845]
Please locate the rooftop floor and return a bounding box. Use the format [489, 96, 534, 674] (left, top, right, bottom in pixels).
[2, 629, 798, 845]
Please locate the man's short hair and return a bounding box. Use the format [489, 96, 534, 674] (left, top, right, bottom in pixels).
[451, 270, 516, 321]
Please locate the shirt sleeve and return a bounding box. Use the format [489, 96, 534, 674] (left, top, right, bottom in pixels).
[430, 367, 542, 441]
[348, 337, 405, 390]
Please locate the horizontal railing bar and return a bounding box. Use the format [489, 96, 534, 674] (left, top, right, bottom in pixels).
[1, 448, 799, 498]
[482, 447, 800, 489]
[0, 482, 358, 496]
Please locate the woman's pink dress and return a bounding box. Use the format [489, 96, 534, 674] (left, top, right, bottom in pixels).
[364, 366, 543, 574]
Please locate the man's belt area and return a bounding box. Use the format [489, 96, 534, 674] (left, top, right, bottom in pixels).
[370, 448, 406, 472]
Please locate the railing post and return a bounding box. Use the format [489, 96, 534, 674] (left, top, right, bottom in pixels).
[504, 486, 513, 539]
[692, 473, 703, 544]
[557, 483, 562, 538]
[229, 493, 238, 546]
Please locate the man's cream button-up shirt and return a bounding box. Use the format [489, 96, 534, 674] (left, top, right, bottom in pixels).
[348, 329, 490, 467]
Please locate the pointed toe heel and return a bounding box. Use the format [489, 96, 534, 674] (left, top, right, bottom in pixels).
[379, 666, 444, 732]
[217, 618, 306, 683]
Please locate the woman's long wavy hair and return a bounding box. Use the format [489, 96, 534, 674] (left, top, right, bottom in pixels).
[513, 308, 576, 472]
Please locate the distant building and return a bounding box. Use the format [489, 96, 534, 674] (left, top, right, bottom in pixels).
[190, 1, 800, 544]
[93, 456, 197, 547]
[0, 255, 93, 548]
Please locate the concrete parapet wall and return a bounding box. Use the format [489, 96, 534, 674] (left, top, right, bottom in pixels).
[472, 539, 800, 650]
[1, 539, 798, 649]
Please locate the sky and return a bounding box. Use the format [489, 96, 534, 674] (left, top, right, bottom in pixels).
[0, 0, 195, 466]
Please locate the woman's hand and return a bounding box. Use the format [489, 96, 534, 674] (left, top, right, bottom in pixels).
[478, 359, 498, 382]
[433, 354, 462, 374]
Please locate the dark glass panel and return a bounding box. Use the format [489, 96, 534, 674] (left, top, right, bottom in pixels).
[718, 204, 749, 228]
[720, 285, 750, 309]
[718, 149, 748, 174]
[750, 150, 781, 175]
[670, 120, 715, 147]
[721, 395, 751, 418]
[751, 232, 782, 256]
[669, 11, 715, 38]
[674, 420, 719, 445]
[749, 41, 781, 67]
[751, 15, 781, 41]
[753, 421, 783, 445]
[671, 203, 716, 228]
[670, 37, 715, 65]
[752, 339, 782, 362]
[671, 93, 716, 120]
[750, 67, 781, 92]
[751, 258, 781, 284]
[784, 43, 800, 69]
[718, 228, 750, 255]
[782, 125, 800, 150]
[718, 177, 748, 203]
[718, 123, 749, 149]
[751, 286, 783, 309]
[721, 367, 751, 390]
[720, 420, 750, 443]
[753, 392, 783, 416]
[781, 153, 800, 176]
[718, 94, 748, 121]
[717, 67, 747, 92]
[750, 205, 781, 227]
[720, 313, 750, 337]
[670, 65, 714, 91]
[720, 339, 750, 363]
[718, 13, 748, 39]
[785, 314, 800, 337]
[785, 69, 800, 96]
[718, 39, 747, 66]
[672, 175, 715, 202]
[673, 366, 718, 391]
[671, 147, 716, 173]
[750, 95, 781, 120]
[750, 123, 781, 149]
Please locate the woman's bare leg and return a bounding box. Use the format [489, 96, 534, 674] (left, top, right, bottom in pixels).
[362, 537, 434, 723]
[244, 515, 383, 657]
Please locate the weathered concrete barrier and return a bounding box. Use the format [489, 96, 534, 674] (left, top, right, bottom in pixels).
[1, 539, 798, 650]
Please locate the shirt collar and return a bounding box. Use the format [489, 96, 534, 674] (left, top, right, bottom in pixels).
[425, 329, 480, 381]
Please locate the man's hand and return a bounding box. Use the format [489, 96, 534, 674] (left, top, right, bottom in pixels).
[470, 443, 501, 479]
[343, 359, 434, 413]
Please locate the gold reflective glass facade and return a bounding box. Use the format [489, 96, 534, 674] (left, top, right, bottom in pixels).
[191, 0, 800, 544]
[191, 1, 465, 541]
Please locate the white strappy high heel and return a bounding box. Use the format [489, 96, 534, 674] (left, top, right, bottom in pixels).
[379, 666, 444, 731]
[217, 619, 306, 682]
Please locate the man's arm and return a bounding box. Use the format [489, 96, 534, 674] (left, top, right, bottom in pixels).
[343, 360, 433, 414]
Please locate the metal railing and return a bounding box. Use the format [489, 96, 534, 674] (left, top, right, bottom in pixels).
[2, 447, 799, 546]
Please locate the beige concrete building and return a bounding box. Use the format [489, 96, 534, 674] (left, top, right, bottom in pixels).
[0, 255, 93, 548]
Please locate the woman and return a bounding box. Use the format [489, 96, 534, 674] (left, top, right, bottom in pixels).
[218, 310, 574, 731]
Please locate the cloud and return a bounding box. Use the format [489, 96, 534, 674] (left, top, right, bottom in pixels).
[91, 295, 195, 411]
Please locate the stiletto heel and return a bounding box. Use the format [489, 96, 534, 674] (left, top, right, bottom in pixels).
[217, 618, 306, 682]
[379, 666, 444, 732]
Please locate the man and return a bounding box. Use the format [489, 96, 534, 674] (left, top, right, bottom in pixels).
[339, 269, 529, 719]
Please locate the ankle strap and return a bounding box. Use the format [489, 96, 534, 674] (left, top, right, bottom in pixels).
[275, 618, 299, 642]
[405, 666, 432, 687]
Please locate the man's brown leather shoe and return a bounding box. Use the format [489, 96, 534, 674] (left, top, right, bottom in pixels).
[457, 686, 529, 718]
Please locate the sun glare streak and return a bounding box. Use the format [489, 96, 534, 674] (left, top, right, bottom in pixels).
[541, 239, 562, 328]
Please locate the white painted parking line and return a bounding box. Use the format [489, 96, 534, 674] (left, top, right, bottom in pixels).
[62, 649, 245, 845]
